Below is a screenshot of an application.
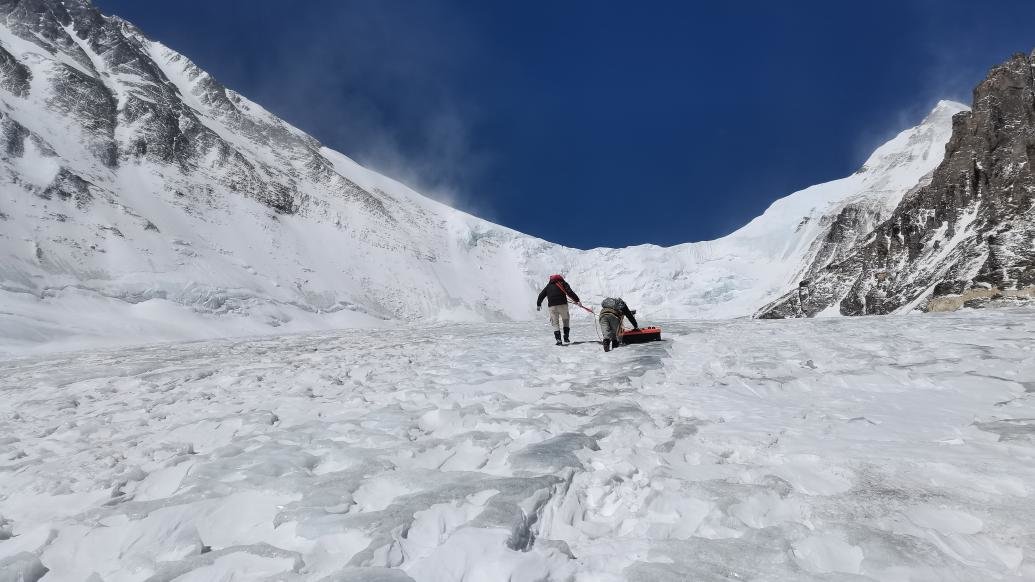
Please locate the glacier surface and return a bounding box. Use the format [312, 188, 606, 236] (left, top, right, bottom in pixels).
[1, 310, 1032, 580]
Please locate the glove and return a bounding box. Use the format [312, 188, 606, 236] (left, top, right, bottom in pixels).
[537, 305, 541, 311]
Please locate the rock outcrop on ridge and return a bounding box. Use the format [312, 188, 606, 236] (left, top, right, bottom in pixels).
[759, 51, 1035, 318]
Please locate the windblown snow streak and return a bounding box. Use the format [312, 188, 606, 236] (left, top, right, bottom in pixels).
[1, 312, 1033, 580]
[0, 0, 964, 351]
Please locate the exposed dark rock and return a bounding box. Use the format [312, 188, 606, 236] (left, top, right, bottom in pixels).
[0, 44, 31, 96]
[42, 168, 93, 208]
[0, 111, 30, 157]
[100, 225, 124, 238]
[932, 279, 968, 297]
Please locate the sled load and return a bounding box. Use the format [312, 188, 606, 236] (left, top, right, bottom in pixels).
[620, 326, 662, 343]
[598, 296, 663, 351]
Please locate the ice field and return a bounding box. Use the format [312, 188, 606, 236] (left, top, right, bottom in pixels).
[1, 309, 1034, 581]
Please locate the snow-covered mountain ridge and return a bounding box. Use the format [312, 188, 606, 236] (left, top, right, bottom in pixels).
[759, 51, 1035, 318]
[0, 0, 963, 351]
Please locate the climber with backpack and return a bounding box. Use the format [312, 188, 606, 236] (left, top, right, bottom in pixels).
[536, 274, 582, 345]
[598, 297, 639, 352]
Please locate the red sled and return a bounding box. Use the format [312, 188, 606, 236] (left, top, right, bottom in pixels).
[620, 326, 662, 343]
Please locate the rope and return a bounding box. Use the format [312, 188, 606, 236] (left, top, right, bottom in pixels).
[553, 281, 602, 341]
[571, 299, 603, 341]
[571, 301, 594, 315]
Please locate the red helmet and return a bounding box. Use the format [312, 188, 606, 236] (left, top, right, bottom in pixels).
[549, 274, 564, 282]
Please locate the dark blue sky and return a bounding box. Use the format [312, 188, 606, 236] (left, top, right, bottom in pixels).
[97, 0, 1035, 249]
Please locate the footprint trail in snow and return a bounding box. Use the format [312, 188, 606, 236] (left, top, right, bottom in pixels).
[1, 310, 1034, 581]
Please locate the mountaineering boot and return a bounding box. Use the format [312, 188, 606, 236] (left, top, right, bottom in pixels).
[563, 327, 571, 344]
[554, 331, 563, 346]
[603, 338, 611, 352]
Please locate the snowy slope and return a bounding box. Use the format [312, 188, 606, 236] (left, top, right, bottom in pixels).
[0, 0, 964, 352]
[1, 312, 1032, 580]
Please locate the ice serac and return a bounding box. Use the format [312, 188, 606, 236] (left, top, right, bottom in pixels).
[0, 0, 963, 350]
[759, 51, 1035, 318]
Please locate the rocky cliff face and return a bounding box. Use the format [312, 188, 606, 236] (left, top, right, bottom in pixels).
[758, 51, 1035, 318]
